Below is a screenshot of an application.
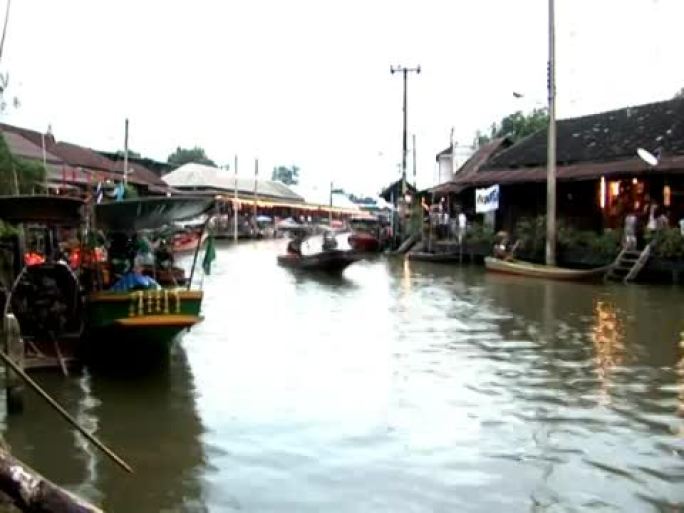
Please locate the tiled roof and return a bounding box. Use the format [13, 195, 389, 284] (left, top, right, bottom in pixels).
[0, 123, 165, 188]
[162, 162, 304, 202]
[486, 97, 684, 170]
[2, 131, 62, 164]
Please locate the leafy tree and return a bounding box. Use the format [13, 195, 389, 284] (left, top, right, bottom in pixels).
[473, 108, 549, 148]
[114, 149, 141, 159]
[0, 133, 46, 195]
[271, 165, 300, 185]
[167, 146, 216, 167]
[674, 87, 684, 99]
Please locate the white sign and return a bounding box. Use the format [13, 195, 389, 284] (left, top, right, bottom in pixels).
[475, 184, 499, 213]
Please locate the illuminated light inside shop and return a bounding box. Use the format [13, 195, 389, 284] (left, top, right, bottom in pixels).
[664, 185, 672, 207]
[609, 181, 620, 198]
[632, 178, 638, 185]
[599, 176, 606, 209]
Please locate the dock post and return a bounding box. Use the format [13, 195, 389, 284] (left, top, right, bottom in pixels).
[3, 314, 24, 414]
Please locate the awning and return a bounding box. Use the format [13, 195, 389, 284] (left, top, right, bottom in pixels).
[0, 195, 84, 224]
[95, 197, 215, 231]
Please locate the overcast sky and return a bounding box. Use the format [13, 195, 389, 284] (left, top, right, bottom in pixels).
[2, 0, 683, 195]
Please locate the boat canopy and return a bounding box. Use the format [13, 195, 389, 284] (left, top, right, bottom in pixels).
[95, 197, 215, 232]
[0, 195, 84, 225]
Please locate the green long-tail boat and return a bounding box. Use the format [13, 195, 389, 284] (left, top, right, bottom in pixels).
[83, 196, 215, 365]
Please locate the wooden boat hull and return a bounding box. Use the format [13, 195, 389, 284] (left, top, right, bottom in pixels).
[484, 257, 609, 281]
[83, 289, 203, 364]
[277, 250, 360, 273]
[348, 233, 380, 252]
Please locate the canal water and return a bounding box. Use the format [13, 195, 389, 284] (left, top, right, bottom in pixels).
[2, 239, 683, 512]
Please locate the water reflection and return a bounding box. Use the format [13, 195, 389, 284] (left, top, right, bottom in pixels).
[3, 347, 207, 512]
[590, 299, 625, 405]
[87, 347, 207, 512]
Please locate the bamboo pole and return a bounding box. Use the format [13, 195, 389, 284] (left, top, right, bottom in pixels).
[187, 218, 210, 290]
[0, 348, 133, 474]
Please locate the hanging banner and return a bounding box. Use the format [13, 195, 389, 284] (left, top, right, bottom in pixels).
[475, 184, 499, 213]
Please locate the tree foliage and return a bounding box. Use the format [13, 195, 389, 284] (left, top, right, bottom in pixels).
[167, 146, 216, 167]
[271, 165, 300, 185]
[474, 108, 549, 148]
[0, 133, 46, 195]
[114, 149, 141, 159]
[674, 87, 684, 99]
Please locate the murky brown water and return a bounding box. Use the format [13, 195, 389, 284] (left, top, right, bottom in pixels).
[2, 239, 683, 512]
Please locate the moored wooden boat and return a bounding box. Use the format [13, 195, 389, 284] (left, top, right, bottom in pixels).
[484, 256, 609, 281]
[83, 197, 214, 365]
[84, 289, 203, 361]
[277, 249, 360, 273]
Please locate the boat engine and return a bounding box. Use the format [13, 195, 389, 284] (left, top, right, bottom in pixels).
[8, 263, 83, 340]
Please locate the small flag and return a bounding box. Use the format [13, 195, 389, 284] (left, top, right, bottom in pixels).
[202, 234, 216, 275]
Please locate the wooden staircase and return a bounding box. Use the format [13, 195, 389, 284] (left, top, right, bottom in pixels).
[605, 244, 652, 283]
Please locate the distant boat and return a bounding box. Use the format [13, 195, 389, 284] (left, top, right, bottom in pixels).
[348, 216, 381, 252]
[172, 229, 207, 254]
[277, 249, 360, 274]
[484, 257, 609, 281]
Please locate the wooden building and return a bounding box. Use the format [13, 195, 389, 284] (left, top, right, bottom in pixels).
[429, 97, 684, 232]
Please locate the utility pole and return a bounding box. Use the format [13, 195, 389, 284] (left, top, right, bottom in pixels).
[546, 0, 556, 266]
[123, 118, 129, 187]
[390, 65, 420, 196]
[412, 134, 417, 188]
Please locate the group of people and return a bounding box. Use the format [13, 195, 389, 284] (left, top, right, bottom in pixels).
[426, 202, 468, 244]
[623, 198, 681, 250]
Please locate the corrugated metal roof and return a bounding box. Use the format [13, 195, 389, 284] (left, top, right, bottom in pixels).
[162, 162, 304, 202]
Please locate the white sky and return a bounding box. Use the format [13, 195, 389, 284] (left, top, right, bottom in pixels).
[2, 0, 683, 195]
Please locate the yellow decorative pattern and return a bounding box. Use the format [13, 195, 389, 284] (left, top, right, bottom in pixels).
[125, 289, 185, 318]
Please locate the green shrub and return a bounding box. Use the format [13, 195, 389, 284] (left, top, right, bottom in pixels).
[647, 228, 684, 259]
[465, 222, 496, 246]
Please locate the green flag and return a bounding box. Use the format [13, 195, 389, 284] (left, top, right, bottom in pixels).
[202, 234, 216, 275]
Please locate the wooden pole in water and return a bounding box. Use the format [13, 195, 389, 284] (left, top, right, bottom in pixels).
[233, 154, 238, 243]
[545, 0, 557, 266]
[3, 314, 23, 413]
[0, 348, 133, 474]
[329, 181, 333, 226]
[187, 217, 210, 290]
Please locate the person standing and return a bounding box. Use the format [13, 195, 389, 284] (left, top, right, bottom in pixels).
[623, 210, 637, 250]
[457, 210, 467, 246]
